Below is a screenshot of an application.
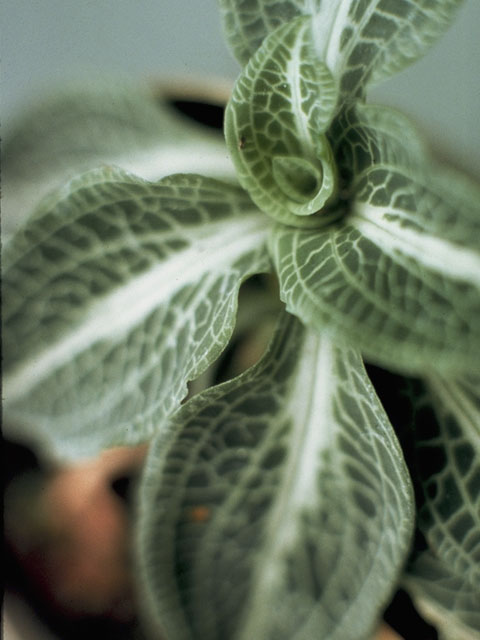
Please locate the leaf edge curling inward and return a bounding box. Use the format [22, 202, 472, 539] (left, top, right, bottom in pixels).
[225, 17, 340, 229]
[136, 311, 414, 640]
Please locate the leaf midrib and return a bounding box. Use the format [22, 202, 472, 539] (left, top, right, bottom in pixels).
[4, 214, 269, 404]
[238, 331, 334, 639]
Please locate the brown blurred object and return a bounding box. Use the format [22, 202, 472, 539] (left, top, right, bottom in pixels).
[375, 623, 404, 640]
[5, 445, 147, 621]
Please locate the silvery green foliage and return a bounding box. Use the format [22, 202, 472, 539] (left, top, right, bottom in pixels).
[137, 313, 413, 640]
[3, 0, 479, 638]
[269, 162, 480, 374]
[404, 551, 480, 640]
[377, 369, 480, 637]
[3, 170, 269, 459]
[413, 375, 480, 589]
[2, 82, 234, 237]
[224, 17, 339, 228]
[218, 0, 463, 94]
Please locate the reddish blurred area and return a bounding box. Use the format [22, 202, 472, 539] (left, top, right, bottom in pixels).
[4, 440, 147, 638]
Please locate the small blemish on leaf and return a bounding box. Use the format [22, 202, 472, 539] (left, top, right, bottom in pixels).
[188, 505, 211, 523]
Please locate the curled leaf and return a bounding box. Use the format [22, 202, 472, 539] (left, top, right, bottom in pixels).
[270, 135, 480, 375]
[225, 17, 339, 228]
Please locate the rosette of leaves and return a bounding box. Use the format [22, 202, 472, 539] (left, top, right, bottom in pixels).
[2, 1, 479, 639]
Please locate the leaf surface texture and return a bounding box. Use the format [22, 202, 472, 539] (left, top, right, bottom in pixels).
[137, 312, 414, 640]
[270, 146, 480, 375]
[3, 82, 233, 234]
[218, 0, 463, 97]
[3, 170, 270, 459]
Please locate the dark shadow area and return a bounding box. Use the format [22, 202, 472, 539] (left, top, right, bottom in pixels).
[3, 438, 146, 640]
[383, 589, 438, 640]
[167, 98, 225, 132]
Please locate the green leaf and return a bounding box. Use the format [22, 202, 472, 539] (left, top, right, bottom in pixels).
[218, 0, 316, 66]
[225, 17, 339, 228]
[365, 366, 480, 599]
[3, 81, 234, 236]
[328, 102, 428, 184]
[404, 551, 480, 640]
[137, 312, 414, 640]
[218, 0, 464, 96]
[270, 165, 480, 375]
[3, 169, 270, 460]
[414, 374, 480, 589]
[329, 0, 465, 95]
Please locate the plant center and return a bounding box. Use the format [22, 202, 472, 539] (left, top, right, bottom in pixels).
[272, 156, 323, 207]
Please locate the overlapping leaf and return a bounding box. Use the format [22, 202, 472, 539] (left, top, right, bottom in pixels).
[3, 169, 270, 460]
[218, 0, 463, 97]
[218, 0, 317, 64]
[225, 17, 339, 228]
[324, 0, 464, 96]
[404, 551, 480, 639]
[413, 374, 480, 589]
[270, 106, 480, 375]
[328, 102, 428, 182]
[137, 312, 413, 640]
[365, 364, 480, 613]
[3, 82, 233, 235]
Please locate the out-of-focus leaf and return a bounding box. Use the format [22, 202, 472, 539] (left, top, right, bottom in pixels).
[414, 374, 480, 589]
[3, 82, 233, 235]
[404, 550, 480, 640]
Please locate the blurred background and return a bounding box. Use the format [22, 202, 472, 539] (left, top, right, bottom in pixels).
[2, 0, 480, 176]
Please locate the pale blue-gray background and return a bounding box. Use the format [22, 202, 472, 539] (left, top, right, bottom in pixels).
[2, 0, 479, 175]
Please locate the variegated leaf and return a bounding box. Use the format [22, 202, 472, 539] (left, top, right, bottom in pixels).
[137, 312, 413, 640]
[3, 81, 234, 236]
[404, 551, 480, 640]
[218, 0, 316, 64]
[218, 0, 463, 97]
[414, 374, 480, 589]
[328, 101, 428, 184]
[270, 165, 480, 375]
[3, 169, 270, 460]
[225, 17, 339, 228]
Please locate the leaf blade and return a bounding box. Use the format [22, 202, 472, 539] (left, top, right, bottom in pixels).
[3, 169, 270, 460]
[404, 551, 480, 640]
[218, 0, 464, 97]
[137, 312, 414, 640]
[328, 102, 428, 183]
[322, 0, 464, 97]
[270, 166, 480, 375]
[225, 16, 339, 228]
[3, 81, 234, 235]
[217, 0, 314, 66]
[414, 374, 480, 589]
